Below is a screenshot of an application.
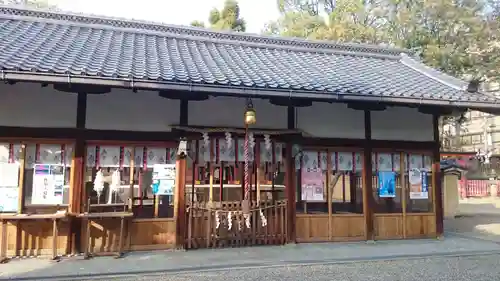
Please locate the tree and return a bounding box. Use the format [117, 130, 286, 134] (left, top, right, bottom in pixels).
[266, 0, 389, 43]
[277, 0, 336, 15]
[267, 0, 500, 150]
[267, 0, 500, 80]
[385, 0, 500, 80]
[191, 0, 246, 32]
[264, 11, 325, 38]
[190, 20, 205, 28]
[0, 0, 56, 9]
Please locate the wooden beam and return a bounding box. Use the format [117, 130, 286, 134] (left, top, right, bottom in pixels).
[269, 98, 313, 107]
[347, 102, 386, 111]
[158, 91, 209, 101]
[53, 84, 110, 94]
[432, 114, 444, 237]
[417, 106, 456, 116]
[0, 126, 180, 141]
[362, 110, 374, 241]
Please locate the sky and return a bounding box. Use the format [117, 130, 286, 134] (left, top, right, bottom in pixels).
[47, 0, 281, 33]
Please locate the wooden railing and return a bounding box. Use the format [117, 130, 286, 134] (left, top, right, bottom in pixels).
[185, 200, 287, 249]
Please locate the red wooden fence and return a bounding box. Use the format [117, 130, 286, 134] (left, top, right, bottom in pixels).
[459, 179, 500, 198]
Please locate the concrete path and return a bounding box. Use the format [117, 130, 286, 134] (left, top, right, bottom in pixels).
[445, 197, 500, 242]
[2, 235, 500, 281]
[457, 197, 500, 216]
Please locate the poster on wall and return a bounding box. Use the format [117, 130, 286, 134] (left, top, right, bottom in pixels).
[301, 167, 324, 201]
[31, 164, 65, 205]
[152, 164, 176, 196]
[378, 171, 396, 198]
[0, 163, 20, 212]
[409, 168, 429, 199]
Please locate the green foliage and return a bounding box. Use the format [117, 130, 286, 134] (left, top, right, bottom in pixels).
[190, 20, 205, 28]
[266, 0, 500, 82]
[1, 0, 55, 9]
[195, 0, 246, 32]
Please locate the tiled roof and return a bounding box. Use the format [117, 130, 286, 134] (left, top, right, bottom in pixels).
[0, 6, 498, 109]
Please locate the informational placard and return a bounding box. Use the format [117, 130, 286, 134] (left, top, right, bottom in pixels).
[378, 171, 396, 198]
[31, 164, 65, 205]
[301, 167, 324, 201]
[152, 164, 176, 196]
[409, 168, 429, 199]
[0, 163, 20, 212]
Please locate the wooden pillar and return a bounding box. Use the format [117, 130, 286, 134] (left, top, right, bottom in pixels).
[14, 144, 26, 258]
[362, 110, 374, 240]
[174, 155, 187, 248]
[432, 114, 443, 237]
[69, 142, 84, 214]
[401, 152, 407, 239]
[180, 99, 188, 126]
[68, 92, 87, 254]
[128, 149, 135, 211]
[286, 105, 296, 243]
[70, 92, 87, 214]
[17, 144, 26, 214]
[174, 98, 188, 248]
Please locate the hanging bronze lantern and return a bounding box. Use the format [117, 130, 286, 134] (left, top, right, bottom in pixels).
[244, 99, 256, 125]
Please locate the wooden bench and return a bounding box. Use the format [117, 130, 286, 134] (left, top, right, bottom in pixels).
[76, 211, 133, 259]
[0, 210, 68, 263]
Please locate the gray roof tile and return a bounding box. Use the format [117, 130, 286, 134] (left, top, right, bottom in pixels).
[0, 6, 499, 109]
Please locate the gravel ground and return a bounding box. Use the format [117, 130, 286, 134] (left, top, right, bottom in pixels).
[6, 235, 500, 281]
[78, 254, 500, 281]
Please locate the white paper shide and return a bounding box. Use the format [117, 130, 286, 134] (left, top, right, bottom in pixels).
[0, 161, 20, 212]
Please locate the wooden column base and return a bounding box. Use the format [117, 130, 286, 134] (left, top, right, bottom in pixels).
[0, 220, 7, 263]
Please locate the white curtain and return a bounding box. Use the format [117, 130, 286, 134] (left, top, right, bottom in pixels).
[99, 146, 121, 167]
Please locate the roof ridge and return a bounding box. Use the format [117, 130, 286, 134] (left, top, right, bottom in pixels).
[399, 53, 468, 93]
[0, 4, 410, 56]
[0, 13, 402, 60]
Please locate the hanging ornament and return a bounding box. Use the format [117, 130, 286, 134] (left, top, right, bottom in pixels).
[264, 134, 271, 151]
[107, 169, 121, 204]
[93, 170, 104, 204]
[227, 211, 233, 230]
[259, 209, 267, 227]
[202, 132, 210, 147]
[243, 213, 251, 229]
[215, 210, 221, 229]
[225, 132, 233, 149]
[248, 133, 255, 149]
